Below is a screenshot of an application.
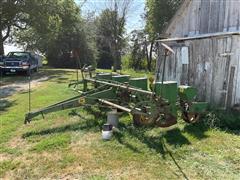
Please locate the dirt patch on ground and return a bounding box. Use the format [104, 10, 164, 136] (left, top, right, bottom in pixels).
[0, 153, 12, 162]
[0, 76, 49, 111]
[7, 136, 30, 150]
[0, 76, 48, 98]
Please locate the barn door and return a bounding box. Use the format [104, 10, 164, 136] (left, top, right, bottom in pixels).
[216, 56, 231, 108]
[213, 37, 232, 109]
[235, 53, 240, 106]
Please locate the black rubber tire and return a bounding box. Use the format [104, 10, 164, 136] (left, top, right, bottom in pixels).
[26, 70, 30, 76]
[34, 67, 39, 72]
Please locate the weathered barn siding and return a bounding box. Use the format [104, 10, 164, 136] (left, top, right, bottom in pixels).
[156, 34, 240, 108]
[157, 0, 240, 108]
[165, 0, 240, 37]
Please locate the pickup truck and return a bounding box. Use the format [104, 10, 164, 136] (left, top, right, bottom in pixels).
[0, 52, 39, 75]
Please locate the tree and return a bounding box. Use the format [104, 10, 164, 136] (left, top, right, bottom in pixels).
[12, 0, 97, 67]
[0, 0, 23, 55]
[0, 0, 62, 55]
[144, 0, 182, 71]
[131, 31, 145, 70]
[145, 0, 182, 37]
[96, 0, 132, 71]
[129, 30, 147, 70]
[82, 12, 98, 67]
[95, 9, 117, 69]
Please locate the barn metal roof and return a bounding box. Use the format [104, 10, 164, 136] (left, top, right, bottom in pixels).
[156, 31, 240, 42]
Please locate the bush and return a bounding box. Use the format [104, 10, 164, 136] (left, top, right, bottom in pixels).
[121, 54, 157, 71]
[121, 54, 131, 69]
[203, 109, 240, 130]
[42, 56, 48, 65]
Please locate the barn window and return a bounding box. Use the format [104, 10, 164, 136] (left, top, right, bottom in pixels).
[181, 46, 189, 64]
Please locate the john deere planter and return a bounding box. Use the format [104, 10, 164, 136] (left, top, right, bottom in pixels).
[25, 69, 208, 127]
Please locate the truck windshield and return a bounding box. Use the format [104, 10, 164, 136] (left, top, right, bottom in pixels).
[7, 52, 29, 59]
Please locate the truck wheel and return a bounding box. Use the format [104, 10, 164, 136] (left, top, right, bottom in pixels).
[26, 70, 31, 76]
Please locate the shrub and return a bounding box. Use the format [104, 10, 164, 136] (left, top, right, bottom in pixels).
[203, 109, 240, 130]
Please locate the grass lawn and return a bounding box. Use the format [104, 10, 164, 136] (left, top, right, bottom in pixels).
[0, 68, 240, 179]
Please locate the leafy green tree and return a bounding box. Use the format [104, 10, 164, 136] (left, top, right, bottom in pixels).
[144, 0, 182, 71]
[95, 9, 118, 69]
[129, 30, 147, 70]
[82, 13, 98, 67]
[0, 0, 62, 55]
[0, 0, 24, 55]
[12, 0, 96, 67]
[145, 0, 182, 38]
[95, 0, 132, 71]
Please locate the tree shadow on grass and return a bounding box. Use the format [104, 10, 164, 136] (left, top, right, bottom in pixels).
[2, 68, 74, 86]
[1, 69, 74, 101]
[0, 86, 20, 98]
[19, 89, 35, 95]
[33, 69, 74, 83]
[54, 77, 71, 84]
[0, 99, 17, 112]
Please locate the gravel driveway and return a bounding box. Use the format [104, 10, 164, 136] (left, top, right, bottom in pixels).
[0, 76, 49, 111]
[0, 76, 48, 99]
[0, 76, 48, 98]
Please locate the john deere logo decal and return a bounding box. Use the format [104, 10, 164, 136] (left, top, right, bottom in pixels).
[79, 97, 85, 105]
[179, 88, 184, 93]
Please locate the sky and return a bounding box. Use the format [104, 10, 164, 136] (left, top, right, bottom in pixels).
[4, 0, 145, 54]
[77, 0, 145, 34]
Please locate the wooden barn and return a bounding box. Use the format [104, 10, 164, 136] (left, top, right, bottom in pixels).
[156, 0, 240, 109]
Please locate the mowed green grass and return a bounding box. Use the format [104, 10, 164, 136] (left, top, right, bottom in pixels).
[0, 68, 240, 179]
